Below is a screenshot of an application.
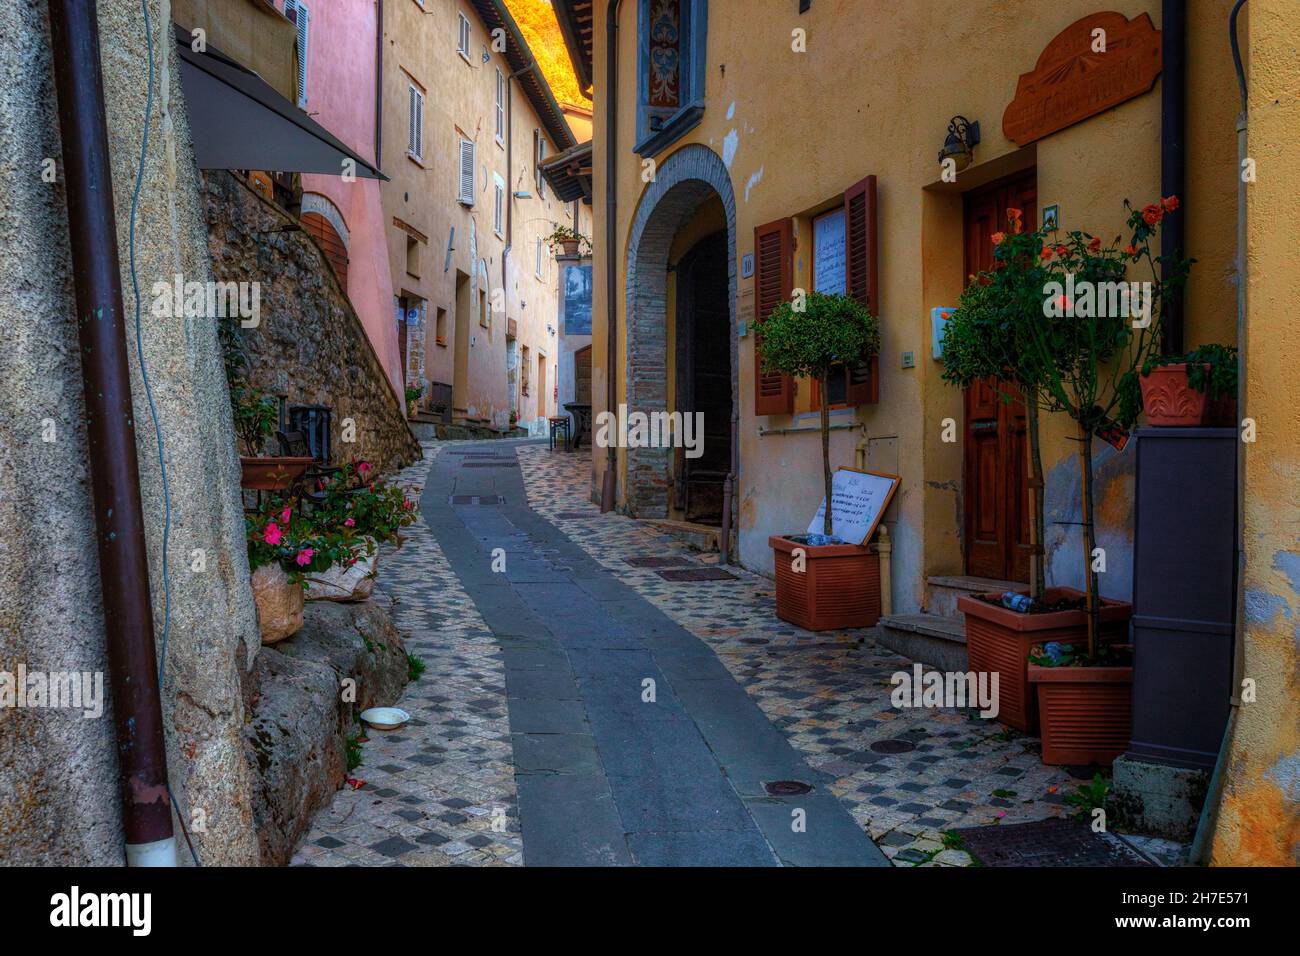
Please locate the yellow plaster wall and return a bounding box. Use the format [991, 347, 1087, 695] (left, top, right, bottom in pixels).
[592, 0, 1239, 609]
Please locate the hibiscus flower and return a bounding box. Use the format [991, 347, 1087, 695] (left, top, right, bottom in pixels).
[263, 522, 282, 546]
[295, 548, 314, 567]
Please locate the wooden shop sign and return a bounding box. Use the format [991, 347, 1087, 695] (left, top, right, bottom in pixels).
[1003, 11, 1162, 147]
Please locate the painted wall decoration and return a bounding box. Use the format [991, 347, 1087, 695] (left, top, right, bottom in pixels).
[648, 0, 681, 109]
[1002, 12, 1162, 147]
[563, 261, 593, 335]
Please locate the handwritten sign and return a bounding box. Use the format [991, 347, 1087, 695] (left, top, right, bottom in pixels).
[1002, 12, 1161, 147]
[806, 467, 900, 546]
[813, 207, 846, 295]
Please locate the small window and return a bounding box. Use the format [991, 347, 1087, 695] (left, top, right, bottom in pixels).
[521, 345, 531, 395]
[535, 237, 544, 278]
[457, 12, 471, 60]
[435, 307, 447, 346]
[458, 139, 476, 205]
[534, 131, 547, 200]
[495, 70, 506, 144]
[407, 84, 424, 160]
[493, 174, 505, 236]
[405, 235, 420, 277]
[285, 0, 310, 108]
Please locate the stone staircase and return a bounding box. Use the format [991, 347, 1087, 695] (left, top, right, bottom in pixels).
[407, 413, 527, 442]
[873, 575, 1025, 671]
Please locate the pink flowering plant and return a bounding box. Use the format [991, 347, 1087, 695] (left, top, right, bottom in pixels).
[245, 498, 353, 582]
[309, 460, 418, 544]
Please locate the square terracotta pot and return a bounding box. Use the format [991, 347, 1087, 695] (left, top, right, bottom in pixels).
[769, 536, 880, 631]
[1029, 664, 1133, 765]
[957, 587, 1132, 733]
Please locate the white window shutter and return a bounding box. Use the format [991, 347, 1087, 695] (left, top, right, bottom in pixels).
[408, 87, 417, 155]
[290, 2, 310, 108]
[459, 140, 475, 205]
[414, 90, 424, 158]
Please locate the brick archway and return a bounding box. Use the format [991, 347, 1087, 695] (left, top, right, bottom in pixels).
[624, 144, 737, 517]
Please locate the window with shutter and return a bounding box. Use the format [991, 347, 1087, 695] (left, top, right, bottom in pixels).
[753, 218, 794, 416]
[844, 175, 880, 405]
[407, 85, 424, 160]
[495, 70, 506, 144]
[458, 140, 475, 205]
[457, 13, 471, 59]
[286, 1, 310, 108]
[493, 175, 505, 235]
[536, 135, 547, 199]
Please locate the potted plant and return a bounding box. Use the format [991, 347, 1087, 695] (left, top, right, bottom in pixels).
[1135, 343, 1238, 427]
[406, 383, 425, 419]
[757, 291, 882, 631]
[234, 390, 314, 491]
[544, 224, 591, 258]
[245, 500, 352, 643]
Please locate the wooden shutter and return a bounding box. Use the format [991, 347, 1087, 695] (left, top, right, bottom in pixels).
[753, 218, 794, 416]
[844, 174, 880, 405]
[287, 1, 309, 108]
[458, 139, 475, 204]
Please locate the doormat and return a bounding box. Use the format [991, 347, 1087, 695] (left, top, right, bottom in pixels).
[952, 817, 1154, 867]
[448, 495, 504, 505]
[656, 568, 739, 582]
[625, 556, 696, 568]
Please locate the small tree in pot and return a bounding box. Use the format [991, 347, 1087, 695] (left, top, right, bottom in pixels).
[757, 291, 881, 631]
[756, 291, 880, 538]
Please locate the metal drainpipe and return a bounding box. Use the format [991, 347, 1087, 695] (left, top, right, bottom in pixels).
[47, 0, 176, 866]
[600, 0, 625, 512]
[1161, 0, 1187, 353]
[375, 0, 383, 169]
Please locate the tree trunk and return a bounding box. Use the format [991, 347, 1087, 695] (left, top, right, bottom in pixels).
[1027, 392, 1046, 600]
[1078, 421, 1100, 659]
[821, 378, 833, 537]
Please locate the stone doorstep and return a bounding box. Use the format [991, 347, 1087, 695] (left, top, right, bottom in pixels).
[925, 574, 1029, 619]
[638, 517, 737, 555]
[872, 614, 969, 673]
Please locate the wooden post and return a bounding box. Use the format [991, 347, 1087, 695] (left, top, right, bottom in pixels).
[876, 525, 893, 617]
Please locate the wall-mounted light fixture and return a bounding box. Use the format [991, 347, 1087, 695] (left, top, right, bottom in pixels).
[938, 116, 980, 172]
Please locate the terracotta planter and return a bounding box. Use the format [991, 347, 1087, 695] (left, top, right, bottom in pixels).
[1029, 664, 1133, 765]
[769, 536, 880, 631]
[559, 239, 580, 256]
[251, 564, 304, 644]
[239, 456, 314, 491]
[957, 587, 1132, 732]
[1139, 364, 1234, 426]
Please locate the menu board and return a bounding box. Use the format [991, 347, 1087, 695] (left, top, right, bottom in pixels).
[813, 207, 846, 294]
[806, 467, 900, 545]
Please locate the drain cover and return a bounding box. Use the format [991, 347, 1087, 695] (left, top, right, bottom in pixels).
[656, 568, 739, 582]
[764, 780, 812, 796]
[448, 495, 504, 505]
[953, 818, 1154, 867]
[462, 461, 517, 468]
[869, 738, 917, 754]
[554, 511, 596, 519]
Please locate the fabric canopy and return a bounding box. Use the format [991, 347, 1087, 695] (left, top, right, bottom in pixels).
[173, 24, 386, 181]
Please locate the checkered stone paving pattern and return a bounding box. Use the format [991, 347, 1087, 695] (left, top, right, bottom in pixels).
[515, 444, 1170, 867]
[291, 444, 522, 867]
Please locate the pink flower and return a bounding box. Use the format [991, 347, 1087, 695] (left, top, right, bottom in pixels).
[280, 506, 292, 524]
[295, 548, 314, 567]
[344, 517, 356, 527]
[263, 522, 282, 545]
[357, 461, 372, 475]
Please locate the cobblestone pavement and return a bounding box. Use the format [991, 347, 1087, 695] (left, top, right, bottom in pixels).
[292, 445, 522, 867]
[515, 443, 1181, 867]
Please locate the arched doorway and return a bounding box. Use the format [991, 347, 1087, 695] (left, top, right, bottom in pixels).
[624, 145, 738, 520]
[300, 193, 350, 291]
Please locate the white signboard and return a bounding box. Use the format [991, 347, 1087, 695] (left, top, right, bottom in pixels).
[813, 207, 846, 295]
[806, 467, 900, 545]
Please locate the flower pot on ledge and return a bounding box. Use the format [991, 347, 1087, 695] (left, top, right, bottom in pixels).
[1138, 363, 1235, 427]
[240, 456, 314, 491]
[769, 535, 881, 631]
[1029, 662, 1133, 765]
[957, 587, 1132, 733]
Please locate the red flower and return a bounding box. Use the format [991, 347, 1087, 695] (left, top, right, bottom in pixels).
[1040, 245, 1053, 260]
[991, 231, 1006, 246]
[1161, 195, 1180, 212]
[1125, 244, 1140, 257]
[1087, 237, 1102, 253]
[1006, 207, 1023, 233]
[1142, 203, 1163, 225]
[1055, 244, 1069, 257]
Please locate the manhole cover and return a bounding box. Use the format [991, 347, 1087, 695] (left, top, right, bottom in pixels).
[448, 495, 504, 505]
[656, 568, 739, 582]
[953, 818, 1154, 867]
[625, 556, 695, 568]
[869, 738, 917, 754]
[764, 780, 812, 796]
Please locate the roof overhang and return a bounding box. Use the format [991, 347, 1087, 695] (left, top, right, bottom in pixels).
[550, 0, 594, 95]
[173, 23, 387, 180]
[539, 139, 593, 204]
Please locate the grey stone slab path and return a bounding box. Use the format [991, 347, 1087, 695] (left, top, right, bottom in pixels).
[421, 439, 889, 867]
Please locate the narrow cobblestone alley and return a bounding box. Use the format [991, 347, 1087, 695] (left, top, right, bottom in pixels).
[295, 440, 1186, 868]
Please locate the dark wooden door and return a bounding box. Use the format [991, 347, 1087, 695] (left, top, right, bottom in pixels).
[962, 171, 1035, 582]
[674, 232, 731, 525]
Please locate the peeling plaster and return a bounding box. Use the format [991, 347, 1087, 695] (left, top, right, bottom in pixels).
[722, 129, 739, 168]
[726, 101, 736, 120]
[744, 166, 764, 202]
[1266, 751, 1300, 804]
[1273, 551, 1300, 596]
[1244, 588, 1292, 625]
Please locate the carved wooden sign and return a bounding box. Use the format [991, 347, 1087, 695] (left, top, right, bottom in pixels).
[1003, 12, 1162, 147]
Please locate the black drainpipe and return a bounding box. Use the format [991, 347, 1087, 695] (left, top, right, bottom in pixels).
[1161, 0, 1186, 353]
[47, 0, 175, 865]
[375, 0, 383, 169]
[600, 0, 624, 512]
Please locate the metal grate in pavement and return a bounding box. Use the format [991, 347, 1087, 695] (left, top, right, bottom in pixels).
[461, 461, 519, 468]
[554, 511, 598, 519]
[448, 495, 505, 505]
[952, 817, 1154, 867]
[625, 556, 696, 569]
[656, 567, 740, 582]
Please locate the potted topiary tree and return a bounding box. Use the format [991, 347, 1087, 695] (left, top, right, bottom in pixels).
[757, 290, 882, 630]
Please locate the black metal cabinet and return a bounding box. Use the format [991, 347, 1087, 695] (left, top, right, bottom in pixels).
[1128, 427, 1237, 770]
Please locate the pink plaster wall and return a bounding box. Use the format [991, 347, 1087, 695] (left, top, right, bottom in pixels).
[277, 0, 405, 401]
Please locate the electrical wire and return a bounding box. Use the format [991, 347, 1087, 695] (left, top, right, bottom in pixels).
[127, 0, 199, 868]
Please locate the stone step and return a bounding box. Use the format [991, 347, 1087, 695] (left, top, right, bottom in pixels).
[640, 518, 735, 555]
[872, 613, 969, 672]
[925, 574, 1027, 619]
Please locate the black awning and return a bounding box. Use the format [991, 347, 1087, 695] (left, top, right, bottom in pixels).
[173, 24, 386, 181]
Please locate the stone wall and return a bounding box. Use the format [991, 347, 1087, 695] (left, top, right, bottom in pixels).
[202, 170, 421, 475]
[0, 0, 260, 865]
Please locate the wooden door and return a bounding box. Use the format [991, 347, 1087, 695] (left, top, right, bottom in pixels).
[962, 171, 1035, 582]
